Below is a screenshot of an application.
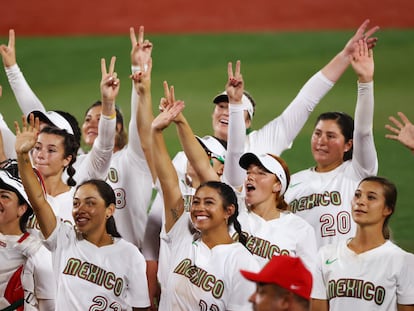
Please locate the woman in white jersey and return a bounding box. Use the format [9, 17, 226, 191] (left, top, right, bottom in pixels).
[0, 167, 55, 310]
[0, 27, 153, 249]
[284, 39, 378, 249]
[175, 61, 317, 271]
[142, 18, 380, 292]
[151, 89, 259, 310]
[15, 116, 150, 310]
[312, 176, 414, 310]
[0, 29, 116, 184]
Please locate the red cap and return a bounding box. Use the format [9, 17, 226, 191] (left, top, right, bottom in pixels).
[240, 255, 312, 300]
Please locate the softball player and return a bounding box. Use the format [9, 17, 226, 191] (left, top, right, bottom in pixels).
[151, 92, 259, 310]
[16, 117, 150, 309]
[312, 176, 414, 310]
[285, 38, 378, 249]
[0, 169, 55, 310]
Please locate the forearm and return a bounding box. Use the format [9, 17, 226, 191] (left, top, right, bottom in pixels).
[76, 117, 115, 183]
[5, 64, 46, 115]
[353, 81, 378, 175]
[249, 71, 334, 155]
[17, 151, 56, 238]
[175, 118, 217, 182]
[321, 50, 350, 83]
[223, 104, 246, 188]
[0, 114, 16, 159]
[137, 84, 156, 180]
[152, 129, 184, 232]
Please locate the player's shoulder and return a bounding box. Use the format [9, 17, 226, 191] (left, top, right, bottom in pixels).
[114, 238, 146, 260]
[290, 167, 314, 180]
[281, 211, 313, 228]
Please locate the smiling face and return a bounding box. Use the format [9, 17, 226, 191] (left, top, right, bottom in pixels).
[211, 101, 251, 142]
[72, 183, 113, 237]
[82, 105, 101, 147]
[190, 185, 233, 233]
[32, 133, 71, 178]
[244, 164, 279, 207]
[351, 180, 392, 228]
[311, 119, 353, 172]
[0, 189, 27, 234]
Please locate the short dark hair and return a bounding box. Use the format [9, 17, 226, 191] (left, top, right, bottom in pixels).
[315, 112, 354, 161]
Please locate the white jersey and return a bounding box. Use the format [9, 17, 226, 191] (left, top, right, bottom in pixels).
[24, 187, 75, 311]
[158, 213, 259, 311]
[5, 64, 154, 249]
[0, 232, 53, 310]
[105, 137, 152, 249]
[312, 239, 414, 310]
[285, 81, 378, 249]
[5, 64, 116, 185]
[103, 81, 152, 249]
[27, 187, 75, 237]
[231, 209, 317, 272]
[43, 219, 150, 310]
[142, 70, 334, 262]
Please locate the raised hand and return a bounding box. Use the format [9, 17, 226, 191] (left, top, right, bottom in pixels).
[0, 85, 2, 97]
[100, 56, 120, 104]
[152, 99, 185, 132]
[0, 29, 17, 67]
[350, 40, 374, 83]
[14, 113, 40, 155]
[343, 19, 379, 58]
[385, 112, 414, 153]
[130, 25, 153, 68]
[153, 81, 185, 131]
[226, 60, 244, 104]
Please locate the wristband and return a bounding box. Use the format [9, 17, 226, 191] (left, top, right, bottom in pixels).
[131, 64, 149, 74]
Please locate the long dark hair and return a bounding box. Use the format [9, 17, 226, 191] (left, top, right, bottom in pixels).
[315, 112, 354, 161]
[358, 176, 397, 239]
[76, 179, 121, 238]
[39, 126, 79, 186]
[196, 181, 247, 246]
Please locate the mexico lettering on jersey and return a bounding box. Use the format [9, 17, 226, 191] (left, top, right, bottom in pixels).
[26, 215, 73, 231]
[173, 258, 225, 299]
[328, 278, 386, 306]
[289, 191, 342, 212]
[232, 231, 290, 259]
[62, 258, 124, 297]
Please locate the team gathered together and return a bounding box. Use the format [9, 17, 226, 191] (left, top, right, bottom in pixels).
[0, 19, 413, 311]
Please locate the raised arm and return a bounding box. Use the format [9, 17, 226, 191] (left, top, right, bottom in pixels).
[151, 92, 186, 232]
[74, 57, 118, 183]
[0, 85, 17, 159]
[351, 39, 378, 176]
[385, 112, 414, 155]
[223, 60, 247, 190]
[127, 26, 153, 164]
[248, 20, 379, 156]
[130, 25, 156, 181]
[167, 82, 219, 183]
[15, 115, 56, 238]
[321, 19, 379, 82]
[0, 29, 45, 115]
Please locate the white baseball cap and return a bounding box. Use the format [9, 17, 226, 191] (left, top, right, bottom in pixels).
[29, 110, 74, 135]
[213, 91, 255, 120]
[196, 135, 226, 163]
[0, 169, 31, 208]
[239, 152, 288, 195]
